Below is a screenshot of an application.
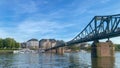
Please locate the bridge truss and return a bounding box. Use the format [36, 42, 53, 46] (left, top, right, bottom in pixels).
[68, 14, 120, 45]
[46, 14, 120, 51]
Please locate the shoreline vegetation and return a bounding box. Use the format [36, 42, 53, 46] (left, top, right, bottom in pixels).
[0, 37, 120, 53]
[0, 44, 120, 53]
[0, 50, 14, 53]
[0, 38, 20, 49]
[0, 48, 19, 53]
[0, 38, 20, 53]
[65, 44, 120, 52]
[114, 44, 120, 51]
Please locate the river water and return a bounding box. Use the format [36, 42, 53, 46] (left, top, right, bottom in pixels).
[0, 51, 120, 68]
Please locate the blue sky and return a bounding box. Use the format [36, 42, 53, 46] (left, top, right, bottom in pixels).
[0, 0, 120, 43]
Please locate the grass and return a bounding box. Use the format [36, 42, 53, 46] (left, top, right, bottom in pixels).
[0, 50, 14, 53]
[0, 48, 19, 53]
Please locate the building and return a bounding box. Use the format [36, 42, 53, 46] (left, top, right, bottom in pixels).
[21, 42, 27, 48]
[79, 43, 89, 49]
[39, 39, 57, 49]
[27, 38, 39, 49]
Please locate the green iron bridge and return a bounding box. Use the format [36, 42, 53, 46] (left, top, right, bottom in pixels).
[45, 14, 120, 51]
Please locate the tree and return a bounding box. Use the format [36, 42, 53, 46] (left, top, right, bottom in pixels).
[15, 42, 20, 48]
[3, 38, 9, 48]
[11, 38, 16, 48]
[0, 38, 20, 49]
[115, 44, 120, 51]
[0, 38, 3, 48]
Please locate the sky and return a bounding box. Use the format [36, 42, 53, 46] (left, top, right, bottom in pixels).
[0, 0, 120, 43]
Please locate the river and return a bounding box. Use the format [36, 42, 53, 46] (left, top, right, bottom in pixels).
[0, 51, 120, 68]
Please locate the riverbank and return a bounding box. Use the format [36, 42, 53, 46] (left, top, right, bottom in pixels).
[0, 50, 13, 53]
[0, 49, 19, 53]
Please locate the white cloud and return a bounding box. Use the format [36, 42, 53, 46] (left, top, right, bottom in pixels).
[9, 20, 76, 42]
[18, 20, 74, 34]
[1, 0, 120, 44]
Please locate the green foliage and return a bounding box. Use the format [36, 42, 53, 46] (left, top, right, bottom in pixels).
[114, 44, 120, 51]
[82, 44, 120, 51]
[85, 46, 91, 51]
[0, 38, 3, 48]
[0, 38, 20, 49]
[77, 44, 120, 51]
[66, 44, 120, 51]
[67, 45, 80, 51]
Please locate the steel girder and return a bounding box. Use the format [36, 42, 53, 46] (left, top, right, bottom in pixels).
[69, 14, 120, 45]
[45, 14, 120, 51]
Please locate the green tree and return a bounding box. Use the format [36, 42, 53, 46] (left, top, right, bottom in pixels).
[0, 38, 3, 48]
[115, 44, 120, 51]
[3, 38, 9, 48]
[1, 38, 20, 49]
[15, 42, 20, 48]
[11, 38, 16, 48]
[67, 45, 80, 51]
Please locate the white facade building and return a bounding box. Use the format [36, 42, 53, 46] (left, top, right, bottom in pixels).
[27, 38, 39, 49]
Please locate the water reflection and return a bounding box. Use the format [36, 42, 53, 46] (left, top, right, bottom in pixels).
[66, 52, 91, 68]
[68, 53, 81, 68]
[0, 53, 14, 67]
[0, 52, 119, 68]
[92, 57, 115, 68]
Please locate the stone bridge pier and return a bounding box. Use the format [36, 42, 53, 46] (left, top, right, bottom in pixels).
[56, 47, 64, 54]
[91, 40, 115, 58]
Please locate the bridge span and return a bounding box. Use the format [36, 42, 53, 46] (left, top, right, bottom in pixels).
[45, 14, 120, 58]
